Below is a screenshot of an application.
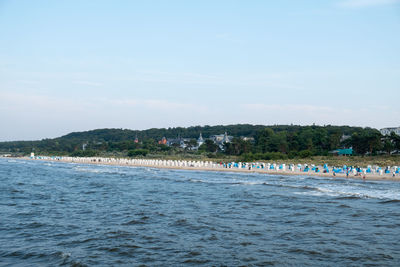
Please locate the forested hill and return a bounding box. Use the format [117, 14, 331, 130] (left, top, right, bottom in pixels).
[59, 124, 267, 141]
[40, 124, 365, 141]
[0, 124, 385, 157]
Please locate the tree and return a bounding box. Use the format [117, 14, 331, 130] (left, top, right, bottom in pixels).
[157, 144, 171, 152]
[269, 131, 288, 153]
[366, 131, 382, 154]
[199, 139, 218, 153]
[128, 149, 149, 157]
[1, 124, 393, 158]
[383, 135, 394, 154]
[184, 139, 198, 150]
[328, 129, 342, 150]
[224, 137, 253, 155]
[255, 128, 274, 153]
[298, 128, 314, 151]
[351, 130, 382, 155]
[391, 132, 400, 152]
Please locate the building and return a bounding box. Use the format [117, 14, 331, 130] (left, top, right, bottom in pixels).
[210, 132, 233, 150]
[330, 148, 353, 156]
[241, 136, 255, 142]
[340, 135, 351, 142]
[166, 137, 189, 148]
[158, 137, 167, 145]
[197, 133, 204, 147]
[380, 127, 400, 136]
[210, 132, 232, 144]
[163, 132, 236, 150]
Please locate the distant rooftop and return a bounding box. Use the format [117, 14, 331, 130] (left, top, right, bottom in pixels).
[380, 127, 400, 136]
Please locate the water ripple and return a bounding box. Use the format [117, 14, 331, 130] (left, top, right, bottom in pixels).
[1, 158, 400, 266]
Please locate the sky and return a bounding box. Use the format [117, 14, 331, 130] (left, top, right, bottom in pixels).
[0, 0, 399, 141]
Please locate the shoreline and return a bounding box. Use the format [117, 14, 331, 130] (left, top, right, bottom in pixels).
[7, 156, 400, 182]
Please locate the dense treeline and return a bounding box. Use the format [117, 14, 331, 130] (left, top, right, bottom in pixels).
[1, 125, 399, 160]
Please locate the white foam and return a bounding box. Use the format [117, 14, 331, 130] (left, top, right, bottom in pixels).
[73, 165, 127, 175]
[295, 183, 400, 200]
[60, 252, 71, 259]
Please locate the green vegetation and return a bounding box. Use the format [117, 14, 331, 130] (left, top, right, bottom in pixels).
[127, 149, 149, 157]
[1, 125, 399, 163]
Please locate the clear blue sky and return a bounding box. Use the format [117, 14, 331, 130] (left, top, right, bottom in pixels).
[1, 0, 399, 141]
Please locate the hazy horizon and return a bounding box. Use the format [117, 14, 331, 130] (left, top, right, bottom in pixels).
[1, 0, 399, 141]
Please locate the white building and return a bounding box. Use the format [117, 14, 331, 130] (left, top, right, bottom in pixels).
[210, 132, 233, 150]
[380, 127, 400, 136]
[197, 133, 204, 147]
[241, 136, 255, 142]
[210, 132, 232, 144]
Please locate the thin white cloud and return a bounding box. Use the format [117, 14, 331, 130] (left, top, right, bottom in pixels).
[0, 92, 212, 140]
[0, 92, 206, 113]
[338, 0, 400, 8]
[1, 92, 398, 141]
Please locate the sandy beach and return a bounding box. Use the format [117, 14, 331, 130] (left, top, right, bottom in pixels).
[14, 156, 400, 182]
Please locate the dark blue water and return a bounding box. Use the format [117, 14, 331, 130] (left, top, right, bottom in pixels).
[1, 158, 400, 266]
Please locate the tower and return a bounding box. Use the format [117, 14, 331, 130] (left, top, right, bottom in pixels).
[198, 133, 204, 147]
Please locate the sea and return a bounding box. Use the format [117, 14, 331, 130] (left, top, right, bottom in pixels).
[1, 158, 400, 266]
